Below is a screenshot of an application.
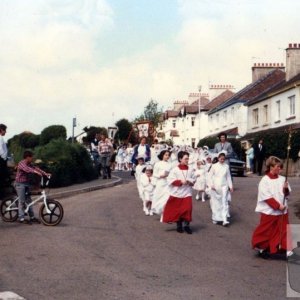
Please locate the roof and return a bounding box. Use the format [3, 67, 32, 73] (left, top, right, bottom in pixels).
[208, 69, 286, 114]
[164, 110, 179, 119]
[204, 90, 235, 111]
[246, 72, 300, 106]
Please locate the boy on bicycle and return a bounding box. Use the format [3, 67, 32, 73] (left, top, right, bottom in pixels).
[15, 151, 51, 224]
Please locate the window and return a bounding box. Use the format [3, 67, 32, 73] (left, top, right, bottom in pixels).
[288, 95, 295, 116]
[172, 120, 176, 128]
[263, 105, 268, 124]
[276, 100, 280, 120]
[216, 114, 219, 129]
[191, 138, 196, 148]
[231, 107, 235, 124]
[223, 110, 227, 126]
[209, 116, 213, 131]
[252, 108, 259, 126]
[191, 117, 195, 127]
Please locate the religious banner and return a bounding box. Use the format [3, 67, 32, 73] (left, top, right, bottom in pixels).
[136, 121, 150, 137]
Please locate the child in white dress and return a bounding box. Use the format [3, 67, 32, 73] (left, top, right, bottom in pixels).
[140, 165, 155, 216]
[152, 150, 172, 215]
[135, 157, 145, 201]
[193, 160, 206, 202]
[209, 152, 233, 227]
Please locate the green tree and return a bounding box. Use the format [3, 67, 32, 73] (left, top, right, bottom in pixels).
[115, 119, 133, 142]
[40, 125, 67, 145]
[135, 99, 163, 127]
[81, 126, 107, 145]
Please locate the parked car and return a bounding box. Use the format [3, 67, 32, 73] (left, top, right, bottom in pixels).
[228, 152, 245, 177]
[208, 150, 245, 177]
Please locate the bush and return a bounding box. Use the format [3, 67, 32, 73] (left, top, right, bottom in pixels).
[40, 125, 67, 145]
[242, 127, 300, 161]
[34, 139, 97, 187]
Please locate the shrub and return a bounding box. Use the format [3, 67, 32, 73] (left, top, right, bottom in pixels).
[34, 139, 97, 187]
[40, 125, 67, 145]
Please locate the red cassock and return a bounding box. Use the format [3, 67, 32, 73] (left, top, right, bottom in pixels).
[252, 213, 289, 254]
[162, 195, 192, 223]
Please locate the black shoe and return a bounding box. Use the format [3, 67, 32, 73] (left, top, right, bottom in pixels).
[103, 176, 107, 179]
[176, 227, 184, 233]
[30, 217, 41, 224]
[257, 249, 270, 259]
[184, 226, 192, 234]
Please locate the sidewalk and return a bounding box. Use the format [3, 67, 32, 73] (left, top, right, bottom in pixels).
[48, 175, 122, 199]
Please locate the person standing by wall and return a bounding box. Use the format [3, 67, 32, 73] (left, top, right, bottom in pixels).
[253, 139, 266, 176]
[0, 124, 8, 198]
[245, 142, 254, 173]
[90, 133, 101, 177]
[98, 133, 113, 179]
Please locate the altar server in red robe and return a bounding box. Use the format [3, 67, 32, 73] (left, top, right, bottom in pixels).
[162, 151, 195, 234]
[252, 156, 291, 258]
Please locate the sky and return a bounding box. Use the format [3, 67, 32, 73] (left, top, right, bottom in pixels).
[1, 0, 300, 139]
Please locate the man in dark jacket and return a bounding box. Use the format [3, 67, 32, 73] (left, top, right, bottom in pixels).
[253, 139, 266, 176]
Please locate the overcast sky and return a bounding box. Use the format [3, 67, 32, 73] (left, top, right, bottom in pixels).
[1, 0, 300, 139]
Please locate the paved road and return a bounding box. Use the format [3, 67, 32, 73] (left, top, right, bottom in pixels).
[0, 173, 299, 300]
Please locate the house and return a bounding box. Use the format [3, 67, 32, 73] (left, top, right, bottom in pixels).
[206, 64, 285, 138]
[158, 89, 234, 147]
[245, 43, 300, 135]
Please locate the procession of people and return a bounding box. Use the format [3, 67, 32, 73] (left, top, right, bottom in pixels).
[128, 133, 292, 260]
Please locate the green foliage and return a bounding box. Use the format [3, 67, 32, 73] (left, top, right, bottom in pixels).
[8, 132, 40, 162]
[35, 139, 97, 187]
[115, 119, 133, 142]
[135, 99, 163, 127]
[81, 126, 107, 145]
[243, 127, 300, 161]
[40, 125, 67, 145]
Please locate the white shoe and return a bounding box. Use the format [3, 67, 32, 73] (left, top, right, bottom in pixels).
[222, 221, 230, 227]
[212, 220, 218, 224]
[145, 211, 150, 216]
[149, 211, 153, 216]
[195, 194, 200, 200]
[202, 198, 205, 202]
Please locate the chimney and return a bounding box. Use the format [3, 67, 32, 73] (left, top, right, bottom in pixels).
[209, 84, 235, 99]
[252, 62, 285, 82]
[173, 100, 187, 111]
[286, 43, 300, 81]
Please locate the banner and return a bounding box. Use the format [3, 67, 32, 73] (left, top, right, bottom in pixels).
[136, 122, 150, 137]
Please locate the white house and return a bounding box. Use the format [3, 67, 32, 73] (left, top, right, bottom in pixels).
[246, 44, 300, 133]
[206, 64, 285, 138]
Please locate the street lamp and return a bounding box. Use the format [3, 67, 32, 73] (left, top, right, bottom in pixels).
[72, 117, 77, 143]
[198, 85, 202, 144]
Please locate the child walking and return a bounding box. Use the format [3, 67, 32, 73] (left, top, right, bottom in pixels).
[252, 156, 291, 258]
[140, 165, 155, 216]
[135, 157, 145, 201]
[209, 152, 233, 227]
[193, 160, 206, 202]
[162, 151, 195, 234]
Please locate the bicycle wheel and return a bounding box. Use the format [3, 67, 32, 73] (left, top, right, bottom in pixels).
[39, 198, 64, 226]
[0, 198, 19, 222]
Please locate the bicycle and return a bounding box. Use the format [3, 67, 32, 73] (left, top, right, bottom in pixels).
[0, 176, 64, 226]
